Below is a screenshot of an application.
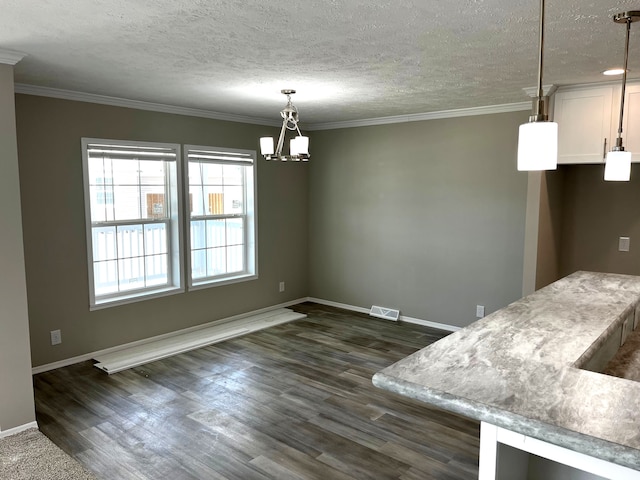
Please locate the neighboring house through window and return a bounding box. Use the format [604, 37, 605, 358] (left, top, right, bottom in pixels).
[95, 178, 114, 205]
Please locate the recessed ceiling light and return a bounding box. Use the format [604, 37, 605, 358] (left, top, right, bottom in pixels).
[603, 68, 626, 76]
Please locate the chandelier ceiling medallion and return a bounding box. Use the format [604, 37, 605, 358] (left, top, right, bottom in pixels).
[260, 89, 310, 162]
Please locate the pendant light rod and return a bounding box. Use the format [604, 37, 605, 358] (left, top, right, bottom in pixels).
[531, 0, 548, 122]
[536, 0, 545, 100]
[603, 11, 640, 182]
[612, 12, 639, 150]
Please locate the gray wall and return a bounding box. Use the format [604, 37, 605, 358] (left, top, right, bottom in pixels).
[559, 164, 640, 277]
[15, 94, 309, 368]
[535, 169, 565, 290]
[308, 111, 529, 328]
[0, 65, 35, 431]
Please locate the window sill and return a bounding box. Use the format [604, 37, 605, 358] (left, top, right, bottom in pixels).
[90, 286, 184, 311]
[189, 273, 258, 291]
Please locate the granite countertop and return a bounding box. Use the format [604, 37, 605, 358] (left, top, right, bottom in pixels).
[372, 271, 640, 470]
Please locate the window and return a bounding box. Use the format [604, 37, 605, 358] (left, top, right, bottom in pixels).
[82, 139, 185, 309]
[82, 140, 256, 308]
[185, 145, 257, 288]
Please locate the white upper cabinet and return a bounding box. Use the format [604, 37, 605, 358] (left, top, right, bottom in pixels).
[553, 82, 640, 164]
[554, 86, 614, 164]
[622, 84, 640, 160]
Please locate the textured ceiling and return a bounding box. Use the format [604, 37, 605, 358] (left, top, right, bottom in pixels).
[1, 0, 639, 124]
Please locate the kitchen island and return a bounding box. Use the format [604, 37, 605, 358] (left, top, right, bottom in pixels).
[373, 271, 640, 479]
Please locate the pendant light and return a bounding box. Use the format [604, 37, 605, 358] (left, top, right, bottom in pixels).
[260, 89, 310, 162]
[517, 0, 558, 171]
[604, 11, 640, 182]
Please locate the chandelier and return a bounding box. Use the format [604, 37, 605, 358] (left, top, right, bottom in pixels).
[260, 89, 310, 162]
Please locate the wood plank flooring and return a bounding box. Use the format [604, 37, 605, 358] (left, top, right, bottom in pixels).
[33, 302, 480, 480]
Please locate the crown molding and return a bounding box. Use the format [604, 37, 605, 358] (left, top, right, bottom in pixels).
[0, 49, 26, 65]
[555, 79, 640, 92]
[14, 83, 533, 131]
[306, 102, 531, 131]
[14, 84, 281, 127]
[522, 84, 557, 98]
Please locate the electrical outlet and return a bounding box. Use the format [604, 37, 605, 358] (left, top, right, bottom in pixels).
[476, 305, 485, 318]
[279, 281, 285, 292]
[619, 236, 631, 252]
[50, 329, 62, 346]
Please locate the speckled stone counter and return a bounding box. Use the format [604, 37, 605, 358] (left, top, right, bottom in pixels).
[373, 271, 640, 471]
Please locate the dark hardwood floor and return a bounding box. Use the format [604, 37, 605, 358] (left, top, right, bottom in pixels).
[33, 302, 480, 480]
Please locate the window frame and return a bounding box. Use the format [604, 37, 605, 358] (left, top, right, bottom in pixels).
[81, 138, 186, 310]
[184, 144, 258, 290]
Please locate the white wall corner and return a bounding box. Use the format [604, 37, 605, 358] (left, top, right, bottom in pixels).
[0, 49, 27, 66]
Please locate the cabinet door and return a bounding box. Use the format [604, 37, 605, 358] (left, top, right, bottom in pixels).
[554, 87, 614, 164]
[622, 84, 640, 163]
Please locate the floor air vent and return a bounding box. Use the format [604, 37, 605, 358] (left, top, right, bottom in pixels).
[370, 305, 400, 321]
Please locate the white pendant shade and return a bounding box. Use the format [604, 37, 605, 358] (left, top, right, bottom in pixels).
[298, 136, 309, 155]
[290, 136, 309, 156]
[517, 121, 558, 171]
[604, 150, 632, 181]
[260, 137, 274, 156]
[290, 137, 300, 156]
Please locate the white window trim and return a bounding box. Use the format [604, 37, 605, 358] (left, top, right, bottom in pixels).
[184, 144, 258, 290]
[81, 138, 186, 310]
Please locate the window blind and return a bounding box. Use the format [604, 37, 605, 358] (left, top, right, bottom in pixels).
[87, 143, 177, 161]
[187, 147, 254, 166]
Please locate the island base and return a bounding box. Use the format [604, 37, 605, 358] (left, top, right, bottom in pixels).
[479, 422, 640, 480]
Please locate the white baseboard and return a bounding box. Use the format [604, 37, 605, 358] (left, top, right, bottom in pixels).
[399, 314, 461, 332]
[0, 421, 38, 439]
[31, 297, 307, 375]
[32, 295, 459, 375]
[307, 297, 371, 315]
[307, 297, 461, 332]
